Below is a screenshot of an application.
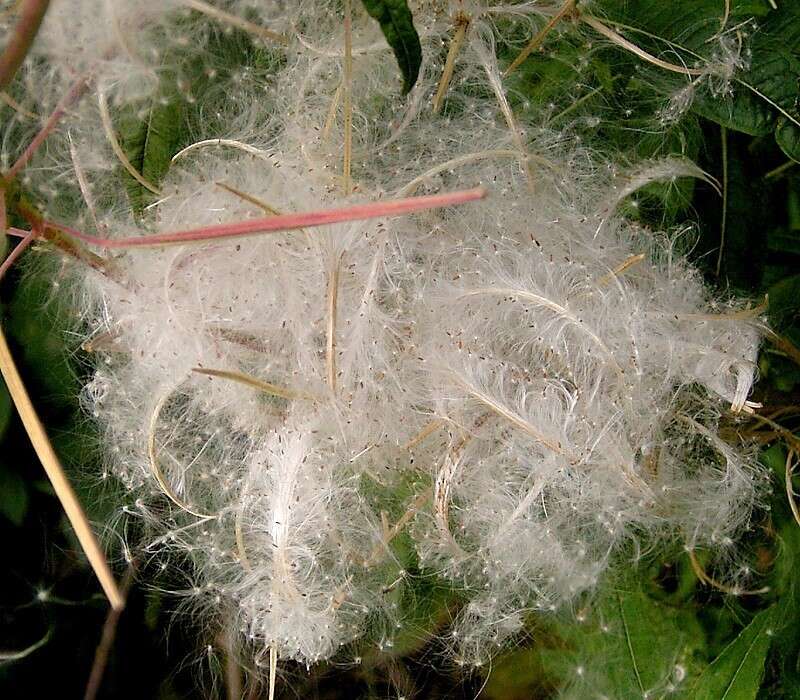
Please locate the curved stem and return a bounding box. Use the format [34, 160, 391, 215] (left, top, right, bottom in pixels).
[581, 15, 705, 77]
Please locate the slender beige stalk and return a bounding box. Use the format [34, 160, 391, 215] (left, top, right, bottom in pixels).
[0, 0, 49, 91]
[192, 367, 317, 401]
[432, 12, 470, 113]
[322, 82, 344, 143]
[268, 646, 277, 700]
[0, 325, 124, 610]
[687, 549, 769, 596]
[326, 256, 342, 392]
[434, 449, 467, 556]
[342, 0, 353, 194]
[720, 0, 731, 31]
[480, 48, 535, 189]
[207, 326, 270, 353]
[0, 90, 38, 119]
[69, 133, 103, 234]
[430, 413, 491, 560]
[215, 181, 316, 247]
[97, 87, 161, 196]
[181, 0, 287, 43]
[171, 139, 272, 163]
[0, 628, 51, 662]
[504, 0, 575, 77]
[457, 378, 567, 457]
[676, 298, 767, 321]
[148, 391, 218, 519]
[581, 15, 705, 76]
[786, 450, 800, 528]
[398, 149, 517, 196]
[386, 492, 430, 545]
[365, 492, 430, 567]
[596, 253, 646, 286]
[215, 182, 281, 216]
[402, 419, 444, 451]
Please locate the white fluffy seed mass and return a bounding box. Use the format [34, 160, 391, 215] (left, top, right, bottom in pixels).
[11, 0, 768, 670]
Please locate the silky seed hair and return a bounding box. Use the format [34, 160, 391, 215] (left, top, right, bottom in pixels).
[6, 0, 766, 676]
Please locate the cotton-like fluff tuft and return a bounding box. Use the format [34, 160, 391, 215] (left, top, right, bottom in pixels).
[406, 164, 765, 662]
[76, 145, 766, 666]
[14, 0, 768, 675]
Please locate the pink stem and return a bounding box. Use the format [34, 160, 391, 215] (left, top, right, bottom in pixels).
[0, 228, 36, 281]
[44, 187, 487, 249]
[5, 73, 91, 181]
[0, 0, 50, 91]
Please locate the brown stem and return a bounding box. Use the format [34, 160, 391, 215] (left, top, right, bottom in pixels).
[504, 0, 576, 77]
[0, 226, 35, 281]
[83, 566, 135, 700]
[432, 12, 470, 113]
[4, 72, 92, 182]
[0, 0, 50, 92]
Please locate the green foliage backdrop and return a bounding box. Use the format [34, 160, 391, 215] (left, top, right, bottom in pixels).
[1, 1, 799, 697]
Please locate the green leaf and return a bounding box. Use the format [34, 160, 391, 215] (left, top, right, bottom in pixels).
[776, 118, 800, 163]
[595, 1, 800, 160]
[761, 443, 787, 478]
[533, 585, 706, 698]
[691, 606, 777, 700]
[118, 96, 185, 214]
[0, 466, 28, 527]
[696, 4, 800, 160]
[609, 590, 703, 694]
[360, 0, 422, 94]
